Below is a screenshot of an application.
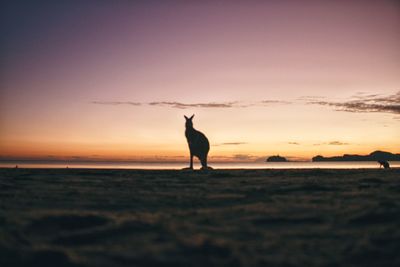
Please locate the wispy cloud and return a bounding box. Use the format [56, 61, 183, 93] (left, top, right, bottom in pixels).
[92, 100, 291, 109]
[288, 142, 300, 145]
[306, 91, 400, 114]
[92, 101, 141, 106]
[261, 100, 292, 105]
[232, 154, 256, 161]
[328, 141, 349, 146]
[313, 141, 349, 146]
[222, 142, 248, 145]
[214, 142, 248, 146]
[148, 101, 242, 109]
[298, 96, 326, 101]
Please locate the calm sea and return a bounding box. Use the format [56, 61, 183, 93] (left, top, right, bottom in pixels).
[1, 161, 399, 169]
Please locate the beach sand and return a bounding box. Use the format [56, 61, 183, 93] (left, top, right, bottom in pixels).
[1, 168, 399, 267]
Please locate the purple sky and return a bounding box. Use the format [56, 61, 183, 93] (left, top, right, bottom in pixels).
[1, 0, 399, 161]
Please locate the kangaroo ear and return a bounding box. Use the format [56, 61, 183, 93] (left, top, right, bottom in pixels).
[184, 115, 189, 120]
[190, 114, 194, 120]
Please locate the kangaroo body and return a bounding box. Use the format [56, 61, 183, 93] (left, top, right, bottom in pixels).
[378, 160, 390, 169]
[184, 115, 210, 169]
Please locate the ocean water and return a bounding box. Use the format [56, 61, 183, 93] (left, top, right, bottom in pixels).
[1, 160, 399, 169]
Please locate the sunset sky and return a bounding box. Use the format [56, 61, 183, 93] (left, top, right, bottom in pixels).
[1, 0, 399, 162]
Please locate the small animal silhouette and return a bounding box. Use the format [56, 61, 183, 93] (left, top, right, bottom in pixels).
[184, 114, 210, 170]
[378, 160, 390, 169]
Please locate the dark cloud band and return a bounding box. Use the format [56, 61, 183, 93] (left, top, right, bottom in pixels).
[92, 100, 290, 109]
[307, 91, 400, 114]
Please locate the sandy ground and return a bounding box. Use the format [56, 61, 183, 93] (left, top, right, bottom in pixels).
[0, 168, 399, 267]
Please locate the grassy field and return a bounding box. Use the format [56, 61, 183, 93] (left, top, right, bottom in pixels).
[1, 168, 399, 267]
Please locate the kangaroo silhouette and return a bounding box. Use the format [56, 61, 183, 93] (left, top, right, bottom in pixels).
[184, 114, 210, 170]
[378, 160, 390, 169]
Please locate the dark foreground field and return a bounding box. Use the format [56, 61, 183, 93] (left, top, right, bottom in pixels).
[1, 168, 399, 267]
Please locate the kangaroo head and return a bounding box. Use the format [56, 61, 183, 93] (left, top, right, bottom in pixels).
[184, 114, 195, 128]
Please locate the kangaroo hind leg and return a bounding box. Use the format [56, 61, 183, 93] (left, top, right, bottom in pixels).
[200, 156, 212, 170]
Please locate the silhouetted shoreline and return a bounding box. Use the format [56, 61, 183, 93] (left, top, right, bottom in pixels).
[1, 160, 400, 169]
[312, 150, 400, 162]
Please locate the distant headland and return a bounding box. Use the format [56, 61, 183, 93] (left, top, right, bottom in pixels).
[312, 150, 400, 162]
[266, 155, 287, 162]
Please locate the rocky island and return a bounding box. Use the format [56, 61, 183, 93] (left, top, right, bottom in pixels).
[266, 155, 288, 162]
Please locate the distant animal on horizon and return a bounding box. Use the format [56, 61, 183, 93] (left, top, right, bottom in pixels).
[378, 160, 390, 169]
[184, 114, 211, 170]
